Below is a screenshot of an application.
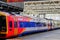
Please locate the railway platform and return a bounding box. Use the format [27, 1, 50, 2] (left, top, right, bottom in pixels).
[7, 29, 60, 40]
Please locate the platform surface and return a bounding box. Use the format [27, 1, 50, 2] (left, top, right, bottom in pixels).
[7, 29, 60, 40]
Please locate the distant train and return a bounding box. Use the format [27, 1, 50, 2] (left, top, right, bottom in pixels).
[0, 11, 60, 38]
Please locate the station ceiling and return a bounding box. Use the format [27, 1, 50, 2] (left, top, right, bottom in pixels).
[7, 2, 24, 8]
[6, 0, 60, 1]
[0, 0, 60, 8]
[24, 0, 60, 1]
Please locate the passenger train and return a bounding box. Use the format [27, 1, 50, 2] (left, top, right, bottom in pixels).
[0, 11, 60, 38]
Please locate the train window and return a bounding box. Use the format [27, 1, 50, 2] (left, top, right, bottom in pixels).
[14, 22, 17, 28]
[0, 15, 7, 32]
[9, 21, 12, 28]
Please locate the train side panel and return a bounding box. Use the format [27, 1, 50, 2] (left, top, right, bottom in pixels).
[6, 16, 14, 37]
[17, 16, 26, 35]
[17, 16, 32, 35]
[13, 16, 19, 36]
[18, 21, 48, 36]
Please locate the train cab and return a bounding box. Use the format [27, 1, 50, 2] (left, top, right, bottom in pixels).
[0, 11, 8, 38]
[0, 11, 19, 38]
[0, 11, 32, 38]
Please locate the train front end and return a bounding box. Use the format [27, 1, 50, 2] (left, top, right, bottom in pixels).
[0, 14, 7, 38]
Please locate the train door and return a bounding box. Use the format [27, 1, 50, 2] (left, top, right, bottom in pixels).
[47, 20, 51, 30]
[14, 21, 18, 36]
[0, 15, 7, 33]
[51, 20, 54, 29]
[17, 17, 25, 35]
[7, 16, 14, 37]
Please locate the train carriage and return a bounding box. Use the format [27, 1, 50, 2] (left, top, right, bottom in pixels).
[0, 11, 34, 38]
[0, 11, 59, 38]
[0, 11, 25, 38]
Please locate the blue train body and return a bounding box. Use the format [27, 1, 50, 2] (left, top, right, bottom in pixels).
[18, 21, 49, 36]
[19, 22, 46, 28]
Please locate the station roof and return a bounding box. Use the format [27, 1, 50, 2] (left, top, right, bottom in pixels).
[0, 1, 23, 12]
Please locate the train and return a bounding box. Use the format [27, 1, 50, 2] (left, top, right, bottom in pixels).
[0, 11, 60, 38]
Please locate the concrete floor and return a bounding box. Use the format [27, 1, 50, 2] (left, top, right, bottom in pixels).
[7, 29, 60, 40]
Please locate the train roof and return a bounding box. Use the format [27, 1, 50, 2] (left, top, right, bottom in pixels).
[0, 11, 10, 16]
[0, 11, 32, 19]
